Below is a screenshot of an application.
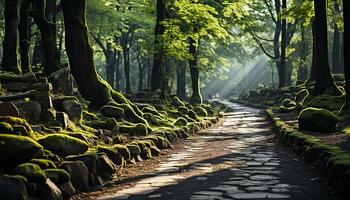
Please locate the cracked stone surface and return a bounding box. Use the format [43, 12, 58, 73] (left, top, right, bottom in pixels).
[86, 101, 337, 200]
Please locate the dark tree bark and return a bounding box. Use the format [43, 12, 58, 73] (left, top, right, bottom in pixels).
[273, 0, 282, 88]
[297, 24, 308, 83]
[106, 44, 117, 89]
[344, 0, 350, 102]
[137, 56, 144, 92]
[1, 0, 21, 73]
[19, 0, 32, 72]
[279, 0, 287, 88]
[151, 0, 166, 98]
[115, 51, 122, 91]
[332, 3, 342, 73]
[33, 0, 61, 75]
[61, 0, 113, 107]
[121, 31, 132, 94]
[176, 63, 186, 99]
[313, 0, 341, 95]
[189, 38, 202, 105]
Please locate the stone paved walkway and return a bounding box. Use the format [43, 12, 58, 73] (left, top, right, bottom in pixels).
[97, 101, 337, 200]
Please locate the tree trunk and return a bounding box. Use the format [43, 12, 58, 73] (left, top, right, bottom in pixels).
[1, 0, 21, 73]
[138, 58, 144, 92]
[115, 51, 121, 91]
[121, 34, 131, 94]
[332, 3, 342, 73]
[313, 0, 341, 95]
[176, 63, 186, 99]
[33, 0, 61, 75]
[189, 38, 202, 105]
[19, 0, 31, 73]
[106, 43, 116, 89]
[61, 0, 113, 108]
[151, 0, 166, 95]
[344, 0, 350, 102]
[274, 0, 282, 88]
[279, 0, 287, 88]
[297, 24, 308, 83]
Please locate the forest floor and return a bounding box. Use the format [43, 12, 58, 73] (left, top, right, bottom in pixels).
[75, 101, 337, 200]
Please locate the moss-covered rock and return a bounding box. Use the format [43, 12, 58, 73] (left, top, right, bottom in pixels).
[14, 163, 46, 182]
[112, 134, 128, 144]
[82, 110, 99, 121]
[0, 116, 34, 137]
[172, 96, 186, 107]
[298, 107, 338, 133]
[97, 154, 117, 179]
[101, 105, 124, 118]
[97, 146, 124, 166]
[44, 169, 70, 185]
[119, 123, 149, 136]
[59, 161, 89, 192]
[0, 122, 14, 133]
[282, 98, 296, 108]
[0, 134, 43, 164]
[126, 144, 141, 159]
[113, 145, 131, 161]
[144, 135, 170, 149]
[108, 102, 147, 125]
[178, 106, 189, 114]
[296, 89, 309, 102]
[86, 118, 118, 130]
[30, 159, 57, 169]
[0, 175, 29, 200]
[188, 110, 199, 121]
[174, 117, 187, 127]
[194, 106, 208, 117]
[37, 134, 89, 156]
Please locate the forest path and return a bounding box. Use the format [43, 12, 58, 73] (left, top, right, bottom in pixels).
[94, 101, 336, 200]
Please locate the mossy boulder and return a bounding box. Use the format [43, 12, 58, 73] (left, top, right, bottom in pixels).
[298, 107, 338, 133]
[282, 98, 296, 108]
[126, 144, 141, 159]
[144, 135, 170, 149]
[14, 163, 47, 182]
[97, 146, 124, 166]
[296, 89, 309, 102]
[178, 106, 189, 114]
[0, 175, 29, 200]
[142, 106, 162, 116]
[188, 110, 199, 121]
[30, 159, 57, 169]
[119, 123, 149, 136]
[174, 117, 187, 127]
[101, 105, 124, 118]
[44, 169, 70, 185]
[0, 122, 14, 133]
[37, 134, 89, 156]
[0, 134, 43, 164]
[97, 154, 117, 179]
[194, 106, 208, 117]
[113, 145, 131, 161]
[59, 161, 89, 192]
[0, 116, 33, 137]
[172, 96, 186, 107]
[107, 102, 147, 125]
[86, 118, 118, 130]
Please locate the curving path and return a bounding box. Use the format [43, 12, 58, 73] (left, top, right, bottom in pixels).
[98, 101, 337, 200]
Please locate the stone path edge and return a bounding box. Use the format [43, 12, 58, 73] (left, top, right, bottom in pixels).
[266, 108, 350, 199]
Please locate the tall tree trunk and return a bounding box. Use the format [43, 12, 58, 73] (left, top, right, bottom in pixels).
[33, 0, 61, 75]
[332, 3, 342, 73]
[137, 58, 144, 92]
[313, 0, 340, 95]
[151, 0, 166, 97]
[344, 0, 350, 102]
[176, 63, 186, 99]
[147, 57, 152, 89]
[121, 36, 131, 94]
[274, 0, 282, 88]
[1, 0, 21, 73]
[105, 43, 116, 89]
[189, 38, 202, 105]
[279, 0, 287, 88]
[19, 0, 31, 73]
[115, 51, 121, 91]
[308, 21, 317, 83]
[61, 0, 112, 108]
[297, 24, 308, 83]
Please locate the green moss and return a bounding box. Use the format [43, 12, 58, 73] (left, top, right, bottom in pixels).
[30, 159, 57, 169]
[298, 107, 338, 133]
[142, 106, 162, 116]
[194, 106, 208, 117]
[37, 134, 89, 156]
[101, 105, 124, 118]
[0, 116, 34, 138]
[172, 96, 186, 107]
[108, 102, 147, 125]
[126, 144, 141, 158]
[0, 122, 14, 133]
[144, 135, 170, 149]
[178, 106, 189, 114]
[44, 168, 70, 185]
[14, 163, 46, 182]
[82, 110, 99, 121]
[282, 98, 296, 108]
[304, 94, 345, 113]
[113, 144, 131, 161]
[188, 110, 199, 121]
[119, 123, 149, 136]
[85, 118, 118, 130]
[112, 134, 128, 144]
[174, 117, 188, 127]
[97, 146, 124, 166]
[0, 134, 43, 164]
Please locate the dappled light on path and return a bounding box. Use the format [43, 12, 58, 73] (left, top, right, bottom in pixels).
[99, 101, 335, 200]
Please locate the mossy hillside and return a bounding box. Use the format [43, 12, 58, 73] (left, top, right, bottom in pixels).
[0, 134, 43, 165]
[298, 107, 338, 133]
[0, 116, 35, 138]
[37, 134, 89, 156]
